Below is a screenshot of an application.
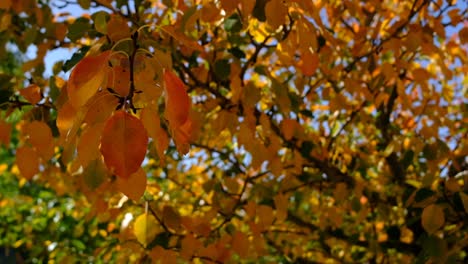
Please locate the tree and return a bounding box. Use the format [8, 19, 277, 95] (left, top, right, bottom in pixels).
[0, 0, 467, 262]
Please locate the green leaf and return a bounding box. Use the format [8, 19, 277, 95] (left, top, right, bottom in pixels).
[92, 11, 109, 34]
[224, 13, 242, 33]
[62, 46, 90, 73]
[77, 0, 91, 9]
[228, 47, 246, 59]
[67, 17, 91, 42]
[213, 59, 231, 80]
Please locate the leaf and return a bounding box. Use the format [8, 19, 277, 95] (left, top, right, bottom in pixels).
[265, 0, 287, 29]
[77, 123, 104, 167]
[180, 234, 202, 260]
[299, 50, 319, 76]
[56, 101, 77, 136]
[106, 14, 130, 42]
[62, 46, 91, 73]
[134, 213, 159, 248]
[163, 70, 193, 154]
[68, 50, 111, 108]
[24, 121, 54, 160]
[82, 158, 107, 189]
[421, 204, 445, 234]
[108, 65, 130, 97]
[100, 111, 148, 178]
[93, 11, 108, 34]
[16, 146, 40, 180]
[213, 59, 231, 80]
[162, 205, 181, 231]
[116, 168, 147, 201]
[140, 107, 169, 162]
[232, 231, 249, 258]
[0, 120, 11, 147]
[19, 84, 42, 104]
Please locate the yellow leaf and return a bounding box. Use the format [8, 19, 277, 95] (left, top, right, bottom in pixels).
[100, 111, 148, 178]
[265, 0, 287, 29]
[421, 204, 445, 234]
[19, 84, 42, 105]
[0, 120, 12, 147]
[24, 121, 54, 160]
[117, 168, 147, 201]
[16, 146, 40, 180]
[68, 51, 110, 108]
[134, 213, 159, 247]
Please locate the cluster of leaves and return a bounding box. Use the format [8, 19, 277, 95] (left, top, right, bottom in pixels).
[0, 0, 467, 263]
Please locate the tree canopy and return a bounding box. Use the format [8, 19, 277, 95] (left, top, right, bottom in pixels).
[0, 0, 467, 263]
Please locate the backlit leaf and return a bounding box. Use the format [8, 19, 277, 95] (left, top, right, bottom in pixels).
[134, 213, 159, 248]
[163, 70, 190, 128]
[265, 0, 287, 29]
[82, 158, 107, 189]
[117, 168, 147, 201]
[421, 204, 445, 234]
[68, 50, 111, 108]
[19, 84, 42, 105]
[140, 107, 169, 162]
[100, 111, 148, 179]
[24, 121, 54, 160]
[77, 124, 104, 167]
[16, 146, 40, 180]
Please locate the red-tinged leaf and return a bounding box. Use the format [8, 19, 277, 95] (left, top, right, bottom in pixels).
[68, 51, 111, 108]
[100, 111, 148, 179]
[0, 120, 12, 147]
[19, 84, 42, 105]
[16, 146, 40, 180]
[299, 50, 319, 76]
[24, 121, 54, 160]
[173, 118, 192, 154]
[163, 70, 190, 128]
[116, 168, 147, 201]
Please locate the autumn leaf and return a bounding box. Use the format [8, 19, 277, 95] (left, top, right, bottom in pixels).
[134, 212, 159, 248]
[68, 50, 111, 108]
[0, 120, 11, 147]
[16, 146, 40, 180]
[421, 204, 445, 234]
[116, 168, 147, 201]
[24, 121, 54, 160]
[19, 84, 42, 105]
[100, 111, 148, 179]
[140, 107, 169, 162]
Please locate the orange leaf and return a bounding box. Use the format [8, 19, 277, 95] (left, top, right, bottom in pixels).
[77, 124, 104, 167]
[0, 120, 12, 147]
[116, 168, 147, 201]
[140, 107, 169, 161]
[100, 111, 148, 179]
[16, 146, 40, 180]
[163, 70, 190, 128]
[108, 65, 130, 97]
[265, 0, 287, 29]
[68, 51, 111, 108]
[56, 101, 77, 137]
[19, 84, 42, 104]
[299, 51, 319, 76]
[24, 121, 54, 160]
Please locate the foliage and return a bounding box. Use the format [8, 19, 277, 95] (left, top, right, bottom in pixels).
[0, 0, 467, 263]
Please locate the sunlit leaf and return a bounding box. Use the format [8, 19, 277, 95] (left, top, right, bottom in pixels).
[100, 111, 148, 178]
[68, 50, 111, 108]
[134, 212, 159, 248]
[19, 84, 42, 105]
[24, 121, 54, 160]
[0, 120, 11, 147]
